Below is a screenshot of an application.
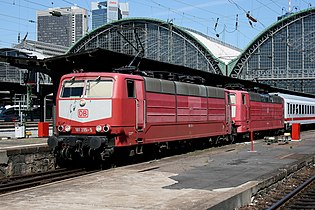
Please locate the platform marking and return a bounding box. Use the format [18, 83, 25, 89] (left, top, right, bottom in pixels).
[279, 153, 295, 159]
[0, 143, 47, 150]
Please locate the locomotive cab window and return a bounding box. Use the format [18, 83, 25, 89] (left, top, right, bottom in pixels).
[61, 81, 84, 98]
[127, 80, 135, 98]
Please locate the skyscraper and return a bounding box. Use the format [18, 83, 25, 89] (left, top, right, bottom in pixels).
[37, 6, 88, 47]
[91, 1, 129, 30]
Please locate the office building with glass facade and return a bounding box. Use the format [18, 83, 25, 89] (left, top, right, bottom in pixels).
[37, 6, 88, 47]
[91, 1, 129, 30]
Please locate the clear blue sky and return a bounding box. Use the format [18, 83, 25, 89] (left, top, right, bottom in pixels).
[0, 0, 312, 49]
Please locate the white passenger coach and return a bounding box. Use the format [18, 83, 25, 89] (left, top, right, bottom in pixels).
[271, 93, 315, 128]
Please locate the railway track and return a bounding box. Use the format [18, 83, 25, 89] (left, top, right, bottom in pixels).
[0, 168, 99, 194]
[239, 165, 315, 210]
[268, 175, 315, 210]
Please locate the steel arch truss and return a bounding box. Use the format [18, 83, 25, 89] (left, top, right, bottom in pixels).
[231, 9, 315, 94]
[68, 19, 222, 75]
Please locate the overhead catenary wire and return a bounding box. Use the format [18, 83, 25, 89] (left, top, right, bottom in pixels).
[0, 0, 312, 49]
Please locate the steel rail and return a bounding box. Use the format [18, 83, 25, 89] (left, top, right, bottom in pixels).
[267, 175, 315, 210]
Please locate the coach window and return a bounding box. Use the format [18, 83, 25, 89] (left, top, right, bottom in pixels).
[292, 104, 294, 114]
[127, 80, 135, 98]
[305, 105, 307, 115]
[292, 104, 295, 114]
[298, 104, 301, 114]
[288, 103, 290, 115]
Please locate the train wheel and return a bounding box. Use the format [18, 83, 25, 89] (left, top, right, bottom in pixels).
[55, 151, 69, 168]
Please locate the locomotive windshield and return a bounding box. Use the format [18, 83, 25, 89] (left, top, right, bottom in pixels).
[85, 80, 113, 98]
[61, 81, 84, 98]
[60, 79, 113, 98]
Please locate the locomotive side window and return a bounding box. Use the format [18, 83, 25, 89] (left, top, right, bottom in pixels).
[61, 81, 84, 98]
[228, 94, 236, 104]
[85, 80, 113, 98]
[127, 80, 135, 98]
[242, 94, 246, 104]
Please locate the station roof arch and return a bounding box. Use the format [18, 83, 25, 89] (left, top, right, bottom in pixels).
[229, 8, 315, 95]
[68, 18, 241, 75]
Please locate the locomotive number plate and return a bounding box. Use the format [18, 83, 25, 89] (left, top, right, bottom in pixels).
[74, 127, 93, 133]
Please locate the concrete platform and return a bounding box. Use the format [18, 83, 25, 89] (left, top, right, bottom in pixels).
[0, 130, 315, 209]
[0, 137, 47, 150]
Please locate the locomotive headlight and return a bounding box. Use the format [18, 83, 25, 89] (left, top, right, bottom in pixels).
[96, 125, 102, 132]
[79, 99, 86, 107]
[103, 124, 111, 133]
[65, 125, 71, 132]
[58, 125, 64, 132]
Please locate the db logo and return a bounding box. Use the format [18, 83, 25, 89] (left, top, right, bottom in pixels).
[78, 109, 89, 118]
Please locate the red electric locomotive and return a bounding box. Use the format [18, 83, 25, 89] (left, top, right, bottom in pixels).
[228, 90, 284, 138]
[48, 72, 232, 162]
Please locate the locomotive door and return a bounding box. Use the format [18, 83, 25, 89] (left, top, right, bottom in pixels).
[134, 80, 145, 132]
[242, 93, 250, 130]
